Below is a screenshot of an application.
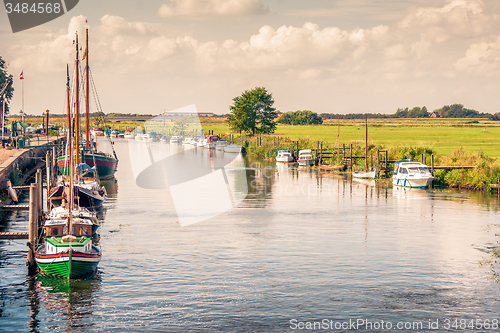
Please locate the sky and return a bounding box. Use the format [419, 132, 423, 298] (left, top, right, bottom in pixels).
[1, 0, 500, 116]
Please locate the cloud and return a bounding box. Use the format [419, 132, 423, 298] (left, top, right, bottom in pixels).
[158, 0, 269, 18]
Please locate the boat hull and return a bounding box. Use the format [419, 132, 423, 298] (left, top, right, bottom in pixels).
[58, 153, 118, 179]
[35, 248, 101, 279]
[49, 185, 104, 209]
[392, 177, 433, 188]
[353, 170, 378, 179]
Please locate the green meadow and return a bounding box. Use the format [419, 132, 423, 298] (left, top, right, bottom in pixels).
[202, 120, 500, 157]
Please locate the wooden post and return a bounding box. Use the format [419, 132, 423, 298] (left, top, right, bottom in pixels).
[350, 144, 353, 171]
[52, 146, 56, 185]
[377, 150, 380, 170]
[273, 136, 275, 146]
[421, 154, 423, 163]
[424, 155, 426, 165]
[277, 136, 280, 146]
[36, 169, 43, 216]
[27, 183, 37, 272]
[46, 150, 51, 208]
[320, 142, 323, 165]
[431, 155, 434, 174]
[385, 151, 388, 170]
[370, 150, 373, 169]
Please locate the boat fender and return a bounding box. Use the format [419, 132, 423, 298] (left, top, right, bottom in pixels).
[7, 180, 18, 202]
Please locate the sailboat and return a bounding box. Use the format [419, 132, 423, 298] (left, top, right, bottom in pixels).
[35, 61, 101, 279]
[57, 28, 118, 179]
[52, 32, 106, 209]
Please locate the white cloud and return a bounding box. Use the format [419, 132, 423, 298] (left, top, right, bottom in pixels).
[158, 0, 268, 18]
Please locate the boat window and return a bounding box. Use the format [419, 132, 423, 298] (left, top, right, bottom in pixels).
[408, 167, 419, 173]
[399, 168, 408, 174]
[418, 167, 429, 173]
[49, 227, 59, 236]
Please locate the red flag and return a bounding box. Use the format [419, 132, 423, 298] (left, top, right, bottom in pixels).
[20, 71, 24, 80]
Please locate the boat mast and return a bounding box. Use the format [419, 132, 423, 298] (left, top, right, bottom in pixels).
[365, 117, 368, 171]
[75, 33, 80, 164]
[66, 65, 73, 234]
[85, 28, 90, 151]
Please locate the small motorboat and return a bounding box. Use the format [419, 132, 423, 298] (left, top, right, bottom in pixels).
[392, 160, 434, 188]
[297, 149, 314, 166]
[224, 143, 241, 153]
[276, 150, 294, 163]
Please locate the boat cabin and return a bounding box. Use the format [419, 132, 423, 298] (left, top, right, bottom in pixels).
[45, 222, 93, 238]
[206, 135, 220, 143]
[393, 160, 432, 176]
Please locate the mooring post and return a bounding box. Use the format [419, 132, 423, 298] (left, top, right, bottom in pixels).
[36, 169, 43, 216]
[27, 183, 37, 272]
[320, 142, 323, 165]
[421, 154, 423, 163]
[371, 150, 373, 169]
[350, 144, 353, 172]
[277, 136, 280, 146]
[46, 150, 51, 196]
[52, 146, 56, 186]
[273, 136, 275, 147]
[431, 155, 434, 175]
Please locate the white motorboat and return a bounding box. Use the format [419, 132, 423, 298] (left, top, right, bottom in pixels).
[297, 149, 314, 166]
[182, 137, 194, 144]
[170, 135, 182, 144]
[215, 140, 228, 151]
[224, 144, 241, 153]
[392, 160, 434, 188]
[197, 137, 206, 148]
[276, 150, 294, 163]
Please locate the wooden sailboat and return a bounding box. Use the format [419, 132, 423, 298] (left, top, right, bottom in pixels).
[57, 28, 118, 179]
[352, 118, 378, 179]
[36, 62, 101, 279]
[51, 32, 106, 209]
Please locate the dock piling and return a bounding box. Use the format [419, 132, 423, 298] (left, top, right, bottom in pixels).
[26, 183, 38, 272]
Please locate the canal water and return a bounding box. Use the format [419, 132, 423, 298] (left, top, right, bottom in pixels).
[1, 139, 500, 332]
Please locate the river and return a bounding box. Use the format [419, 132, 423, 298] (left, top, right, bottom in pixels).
[1, 139, 500, 332]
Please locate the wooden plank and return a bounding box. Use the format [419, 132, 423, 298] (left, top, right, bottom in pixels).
[432, 166, 475, 170]
[12, 185, 47, 190]
[490, 184, 500, 188]
[0, 232, 29, 239]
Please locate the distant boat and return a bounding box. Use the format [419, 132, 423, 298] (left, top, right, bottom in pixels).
[204, 134, 220, 149]
[170, 135, 182, 144]
[110, 130, 118, 138]
[182, 137, 193, 144]
[124, 131, 134, 139]
[352, 169, 378, 179]
[117, 132, 125, 138]
[90, 127, 104, 137]
[392, 160, 434, 188]
[276, 150, 294, 163]
[319, 164, 345, 171]
[216, 140, 228, 151]
[297, 149, 314, 166]
[224, 143, 241, 153]
[197, 137, 206, 148]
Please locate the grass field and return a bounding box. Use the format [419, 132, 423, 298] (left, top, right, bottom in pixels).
[201, 120, 500, 157]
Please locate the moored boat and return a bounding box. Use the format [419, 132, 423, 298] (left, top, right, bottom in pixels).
[276, 150, 294, 163]
[170, 135, 182, 144]
[352, 169, 378, 179]
[297, 149, 314, 166]
[224, 144, 242, 153]
[392, 160, 434, 188]
[216, 140, 227, 151]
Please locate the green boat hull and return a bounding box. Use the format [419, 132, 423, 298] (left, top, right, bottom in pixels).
[58, 153, 118, 179]
[36, 258, 99, 279]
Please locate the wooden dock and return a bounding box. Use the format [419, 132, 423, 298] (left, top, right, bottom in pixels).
[0, 232, 29, 239]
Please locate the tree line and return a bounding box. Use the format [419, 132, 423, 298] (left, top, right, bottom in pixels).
[320, 104, 499, 120]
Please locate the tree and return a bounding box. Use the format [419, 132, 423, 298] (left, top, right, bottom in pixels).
[277, 110, 323, 125]
[0, 56, 14, 115]
[227, 87, 278, 135]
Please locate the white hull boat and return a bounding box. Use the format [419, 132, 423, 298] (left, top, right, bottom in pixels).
[224, 144, 241, 153]
[392, 160, 434, 188]
[352, 169, 378, 179]
[297, 149, 314, 166]
[276, 150, 294, 163]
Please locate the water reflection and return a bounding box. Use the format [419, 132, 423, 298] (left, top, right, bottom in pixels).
[29, 275, 101, 332]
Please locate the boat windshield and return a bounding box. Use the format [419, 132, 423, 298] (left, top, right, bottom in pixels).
[418, 167, 430, 173]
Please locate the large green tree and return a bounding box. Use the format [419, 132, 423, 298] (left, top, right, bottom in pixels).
[227, 87, 278, 135]
[0, 56, 14, 115]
